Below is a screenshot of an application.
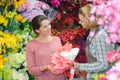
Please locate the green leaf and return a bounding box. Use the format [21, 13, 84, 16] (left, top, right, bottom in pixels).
[3, 69, 12, 80]
[0, 69, 3, 80]
[0, 25, 4, 31]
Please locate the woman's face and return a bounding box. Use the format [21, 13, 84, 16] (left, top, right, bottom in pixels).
[78, 14, 89, 29]
[36, 19, 52, 36]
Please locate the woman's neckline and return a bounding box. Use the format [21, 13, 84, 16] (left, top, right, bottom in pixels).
[33, 36, 55, 44]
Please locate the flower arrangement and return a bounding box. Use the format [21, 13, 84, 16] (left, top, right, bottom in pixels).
[51, 42, 79, 80]
[0, 0, 35, 80]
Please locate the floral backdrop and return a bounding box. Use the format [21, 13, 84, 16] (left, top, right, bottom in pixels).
[0, 0, 120, 80]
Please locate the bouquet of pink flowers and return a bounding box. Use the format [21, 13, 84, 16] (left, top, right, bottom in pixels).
[51, 42, 79, 80]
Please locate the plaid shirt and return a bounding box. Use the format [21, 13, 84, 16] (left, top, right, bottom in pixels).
[79, 26, 116, 73]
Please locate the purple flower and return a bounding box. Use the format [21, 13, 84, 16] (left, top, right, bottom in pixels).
[77, 39, 86, 49]
[21, 9, 45, 21]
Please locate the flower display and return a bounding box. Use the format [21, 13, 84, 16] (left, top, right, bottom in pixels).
[50, 0, 90, 30]
[18, 0, 50, 21]
[0, 31, 22, 54]
[0, 0, 34, 80]
[89, 0, 120, 43]
[59, 27, 86, 44]
[0, 0, 28, 33]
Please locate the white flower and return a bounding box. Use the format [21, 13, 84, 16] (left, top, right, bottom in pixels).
[112, 62, 120, 72]
[60, 48, 79, 61]
[12, 69, 29, 80]
[8, 52, 26, 68]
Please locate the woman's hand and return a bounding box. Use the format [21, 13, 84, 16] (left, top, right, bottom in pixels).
[47, 65, 59, 75]
[74, 62, 79, 70]
[41, 65, 59, 74]
[41, 65, 49, 71]
[73, 62, 87, 80]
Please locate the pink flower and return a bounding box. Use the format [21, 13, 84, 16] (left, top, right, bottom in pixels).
[89, 0, 120, 43]
[51, 43, 79, 73]
[89, 31, 94, 37]
[106, 69, 120, 80]
[97, 18, 104, 25]
[51, 0, 60, 7]
[35, 1, 50, 10]
[90, 15, 95, 21]
[116, 49, 120, 62]
[105, 36, 111, 44]
[105, 50, 117, 62]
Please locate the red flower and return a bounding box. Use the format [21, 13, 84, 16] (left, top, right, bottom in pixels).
[57, 12, 61, 20]
[68, 5, 72, 11]
[65, 70, 70, 78]
[67, 18, 73, 25]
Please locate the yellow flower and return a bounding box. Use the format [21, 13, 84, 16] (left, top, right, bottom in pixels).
[0, 55, 3, 60]
[0, 31, 22, 54]
[0, 55, 8, 69]
[4, 32, 22, 53]
[0, 15, 5, 24]
[14, 14, 23, 21]
[6, 11, 16, 18]
[94, 74, 99, 80]
[13, 0, 25, 8]
[3, 19, 8, 27]
[3, 57, 8, 62]
[99, 73, 105, 79]
[0, 63, 4, 69]
[0, 0, 6, 6]
[0, 15, 8, 26]
[14, 14, 27, 23]
[0, 37, 4, 54]
[0, 31, 4, 35]
[21, 18, 27, 23]
[94, 73, 106, 80]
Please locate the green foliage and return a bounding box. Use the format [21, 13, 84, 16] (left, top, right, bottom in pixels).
[3, 69, 12, 80]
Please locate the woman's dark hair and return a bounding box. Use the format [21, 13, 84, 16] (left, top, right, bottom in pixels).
[31, 15, 48, 34]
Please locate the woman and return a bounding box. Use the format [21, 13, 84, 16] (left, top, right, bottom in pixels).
[74, 4, 116, 80]
[26, 15, 66, 80]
